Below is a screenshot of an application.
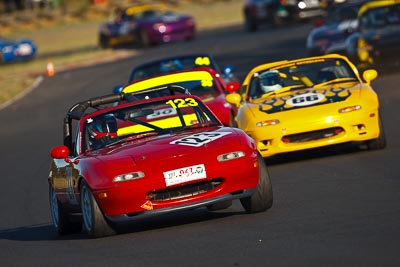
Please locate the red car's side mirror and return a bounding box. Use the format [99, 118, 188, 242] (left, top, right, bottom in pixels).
[226, 81, 241, 94]
[50, 145, 69, 159]
[50, 146, 79, 164]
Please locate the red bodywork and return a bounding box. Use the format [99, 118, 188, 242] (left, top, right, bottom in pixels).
[123, 67, 241, 127]
[49, 95, 258, 223]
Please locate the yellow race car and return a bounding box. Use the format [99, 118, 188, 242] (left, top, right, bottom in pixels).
[226, 54, 386, 158]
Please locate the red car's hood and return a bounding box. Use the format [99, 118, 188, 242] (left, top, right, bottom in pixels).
[92, 127, 241, 167]
[200, 93, 228, 109]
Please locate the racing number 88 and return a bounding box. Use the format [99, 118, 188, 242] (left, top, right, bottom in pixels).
[166, 98, 198, 109]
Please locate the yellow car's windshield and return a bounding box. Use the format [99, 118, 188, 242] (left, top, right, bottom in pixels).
[247, 58, 358, 99]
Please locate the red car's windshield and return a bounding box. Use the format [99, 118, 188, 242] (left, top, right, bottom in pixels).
[81, 96, 220, 152]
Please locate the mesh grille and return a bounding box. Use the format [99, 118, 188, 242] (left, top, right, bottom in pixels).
[148, 178, 223, 201]
[282, 127, 344, 143]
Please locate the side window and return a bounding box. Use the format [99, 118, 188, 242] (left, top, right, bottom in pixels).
[81, 122, 94, 153]
[249, 76, 262, 99]
[73, 124, 81, 156]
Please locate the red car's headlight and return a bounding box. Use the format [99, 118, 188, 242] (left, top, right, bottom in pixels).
[217, 151, 245, 162]
[113, 171, 145, 182]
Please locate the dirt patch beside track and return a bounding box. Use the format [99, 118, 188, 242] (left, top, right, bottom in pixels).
[0, 0, 243, 109]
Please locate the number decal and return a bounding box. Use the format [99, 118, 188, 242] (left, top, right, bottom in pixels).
[146, 107, 177, 119]
[170, 132, 231, 147]
[201, 79, 213, 87]
[195, 57, 211, 66]
[166, 98, 198, 109]
[286, 93, 325, 107]
[174, 99, 186, 108]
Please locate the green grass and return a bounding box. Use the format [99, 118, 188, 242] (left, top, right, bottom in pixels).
[0, 0, 243, 107]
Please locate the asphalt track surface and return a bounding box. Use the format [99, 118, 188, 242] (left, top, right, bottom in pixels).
[1, 22, 399, 267]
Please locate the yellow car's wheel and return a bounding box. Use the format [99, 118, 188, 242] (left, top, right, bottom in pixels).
[366, 115, 386, 150]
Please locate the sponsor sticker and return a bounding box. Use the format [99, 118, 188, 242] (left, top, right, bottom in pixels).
[163, 164, 206, 187]
[141, 200, 153, 210]
[171, 131, 231, 147]
[146, 107, 177, 120]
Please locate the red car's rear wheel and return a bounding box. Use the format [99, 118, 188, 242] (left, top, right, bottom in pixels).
[49, 183, 81, 235]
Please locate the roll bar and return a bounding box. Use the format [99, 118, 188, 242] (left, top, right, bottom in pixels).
[62, 85, 190, 148]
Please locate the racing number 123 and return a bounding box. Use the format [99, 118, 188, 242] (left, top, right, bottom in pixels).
[166, 98, 198, 108]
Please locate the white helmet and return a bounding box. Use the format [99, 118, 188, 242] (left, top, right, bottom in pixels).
[260, 70, 282, 93]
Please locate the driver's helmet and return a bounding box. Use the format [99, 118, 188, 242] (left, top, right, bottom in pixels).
[260, 70, 282, 93]
[87, 114, 118, 149]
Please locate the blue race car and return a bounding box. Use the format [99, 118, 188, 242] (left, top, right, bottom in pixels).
[306, 0, 369, 56]
[0, 36, 37, 63]
[342, 0, 400, 69]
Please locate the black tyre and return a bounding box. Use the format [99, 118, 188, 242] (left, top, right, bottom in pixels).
[244, 14, 257, 32]
[240, 153, 273, 213]
[139, 30, 151, 48]
[99, 34, 111, 49]
[366, 115, 386, 150]
[272, 11, 285, 27]
[49, 183, 81, 235]
[80, 180, 116, 238]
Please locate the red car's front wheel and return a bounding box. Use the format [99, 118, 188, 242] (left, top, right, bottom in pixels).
[240, 153, 273, 213]
[80, 180, 116, 238]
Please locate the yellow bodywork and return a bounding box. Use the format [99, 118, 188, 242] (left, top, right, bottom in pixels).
[229, 54, 382, 158]
[358, 0, 400, 17]
[123, 71, 214, 93]
[124, 4, 167, 16]
[117, 114, 197, 136]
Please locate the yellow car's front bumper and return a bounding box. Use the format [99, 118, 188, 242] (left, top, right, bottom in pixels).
[246, 107, 381, 158]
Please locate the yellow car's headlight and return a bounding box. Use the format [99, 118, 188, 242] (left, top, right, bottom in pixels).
[256, 119, 280, 127]
[338, 105, 361, 113]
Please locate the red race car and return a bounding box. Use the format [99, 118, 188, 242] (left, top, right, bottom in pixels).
[48, 86, 273, 238]
[121, 67, 241, 127]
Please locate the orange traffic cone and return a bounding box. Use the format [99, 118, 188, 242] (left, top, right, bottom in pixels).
[47, 61, 55, 77]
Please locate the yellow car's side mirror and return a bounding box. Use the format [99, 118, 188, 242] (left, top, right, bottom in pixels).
[226, 93, 241, 107]
[362, 69, 378, 85]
